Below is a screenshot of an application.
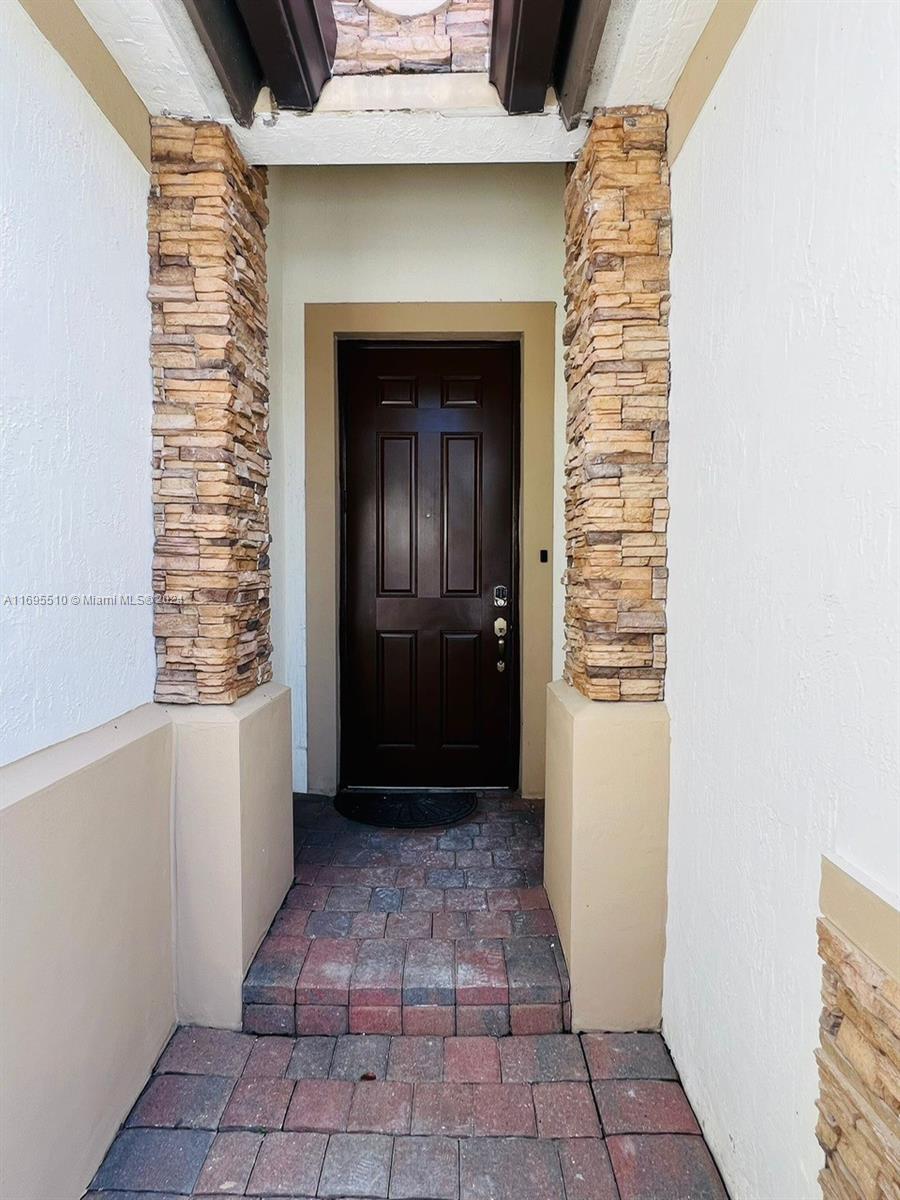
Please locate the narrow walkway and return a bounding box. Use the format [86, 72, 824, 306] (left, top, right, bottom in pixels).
[87, 1027, 727, 1198]
[87, 796, 729, 1198]
[244, 795, 570, 1037]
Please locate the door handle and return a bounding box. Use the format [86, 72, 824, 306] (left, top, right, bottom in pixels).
[494, 616, 508, 673]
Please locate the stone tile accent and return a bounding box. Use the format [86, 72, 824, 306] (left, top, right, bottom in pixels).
[472, 1083, 537, 1136]
[194, 1130, 262, 1194]
[285, 1036, 337, 1079]
[510, 1003, 563, 1035]
[347, 1081, 413, 1133]
[456, 939, 509, 1006]
[333, 1, 491, 76]
[563, 109, 671, 701]
[242, 1036, 294, 1079]
[285, 1078, 354, 1133]
[504, 937, 563, 1004]
[403, 1004, 455, 1035]
[296, 938, 358, 1006]
[444, 1035, 501, 1082]
[125, 1073, 234, 1130]
[350, 1003, 403, 1034]
[817, 917, 900, 1200]
[91, 1128, 214, 1194]
[330, 1034, 392, 1081]
[243, 935, 310, 1005]
[456, 1003, 510, 1036]
[467, 910, 514, 938]
[295, 1004, 348, 1036]
[245, 1130, 328, 1195]
[219, 1076, 294, 1131]
[581, 1031, 677, 1081]
[432, 911, 470, 940]
[389, 1134, 459, 1200]
[412, 1082, 475, 1136]
[534, 1082, 601, 1139]
[499, 1033, 588, 1083]
[459, 1136, 566, 1200]
[403, 938, 456, 1006]
[318, 1131, 393, 1197]
[149, 118, 272, 704]
[387, 1035, 445, 1082]
[593, 1079, 700, 1135]
[386, 912, 434, 939]
[350, 938, 406, 1006]
[157, 1026, 253, 1077]
[606, 1133, 727, 1200]
[243, 1001, 296, 1036]
[558, 1138, 620, 1200]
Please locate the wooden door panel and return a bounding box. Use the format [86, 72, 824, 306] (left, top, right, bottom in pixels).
[377, 375, 417, 407]
[441, 433, 481, 597]
[376, 631, 417, 748]
[440, 631, 481, 748]
[377, 434, 417, 596]
[340, 341, 519, 788]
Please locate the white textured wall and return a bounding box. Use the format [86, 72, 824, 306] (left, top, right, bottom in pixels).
[268, 165, 566, 790]
[0, 4, 154, 767]
[665, 2, 900, 1198]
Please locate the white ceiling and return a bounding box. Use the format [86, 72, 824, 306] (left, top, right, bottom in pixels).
[74, 0, 718, 164]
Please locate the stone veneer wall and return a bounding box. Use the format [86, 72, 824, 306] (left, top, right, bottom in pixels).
[333, 1, 490, 74]
[817, 919, 900, 1199]
[562, 109, 671, 701]
[149, 118, 272, 704]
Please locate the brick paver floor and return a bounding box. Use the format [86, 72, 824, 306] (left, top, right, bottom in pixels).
[86, 797, 728, 1197]
[243, 794, 570, 1038]
[86, 1028, 727, 1198]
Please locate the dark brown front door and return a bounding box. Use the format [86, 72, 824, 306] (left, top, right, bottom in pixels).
[339, 341, 519, 789]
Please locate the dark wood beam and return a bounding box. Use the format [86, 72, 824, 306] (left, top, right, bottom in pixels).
[490, 0, 567, 115]
[235, 0, 336, 112]
[554, 0, 612, 130]
[182, 0, 263, 128]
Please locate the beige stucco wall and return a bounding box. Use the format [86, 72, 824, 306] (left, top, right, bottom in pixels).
[0, 686, 293, 1195]
[0, 705, 176, 1200]
[544, 682, 670, 1031]
[820, 857, 900, 983]
[167, 684, 295, 1028]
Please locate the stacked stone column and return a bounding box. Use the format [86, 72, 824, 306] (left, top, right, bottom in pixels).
[149, 118, 272, 703]
[563, 108, 671, 701]
[817, 919, 900, 1200]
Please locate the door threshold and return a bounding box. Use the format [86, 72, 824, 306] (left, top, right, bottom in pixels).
[340, 785, 513, 793]
[334, 788, 482, 829]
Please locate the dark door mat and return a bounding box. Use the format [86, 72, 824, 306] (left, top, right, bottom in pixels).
[334, 790, 478, 829]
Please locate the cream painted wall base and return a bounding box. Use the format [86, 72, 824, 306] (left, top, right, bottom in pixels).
[544, 682, 669, 1031]
[0, 705, 176, 1200]
[0, 686, 294, 1196]
[166, 683, 294, 1029]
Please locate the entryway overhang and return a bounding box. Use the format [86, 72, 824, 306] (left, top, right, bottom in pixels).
[69, 0, 718, 164]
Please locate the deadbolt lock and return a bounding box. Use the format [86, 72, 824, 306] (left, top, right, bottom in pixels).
[494, 617, 508, 638]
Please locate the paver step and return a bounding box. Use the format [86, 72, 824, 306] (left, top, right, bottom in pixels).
[85, 1026, 730, 1199]
[242, 794, 572, 1036]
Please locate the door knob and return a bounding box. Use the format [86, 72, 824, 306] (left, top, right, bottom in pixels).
[494, 616, 508, 673]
